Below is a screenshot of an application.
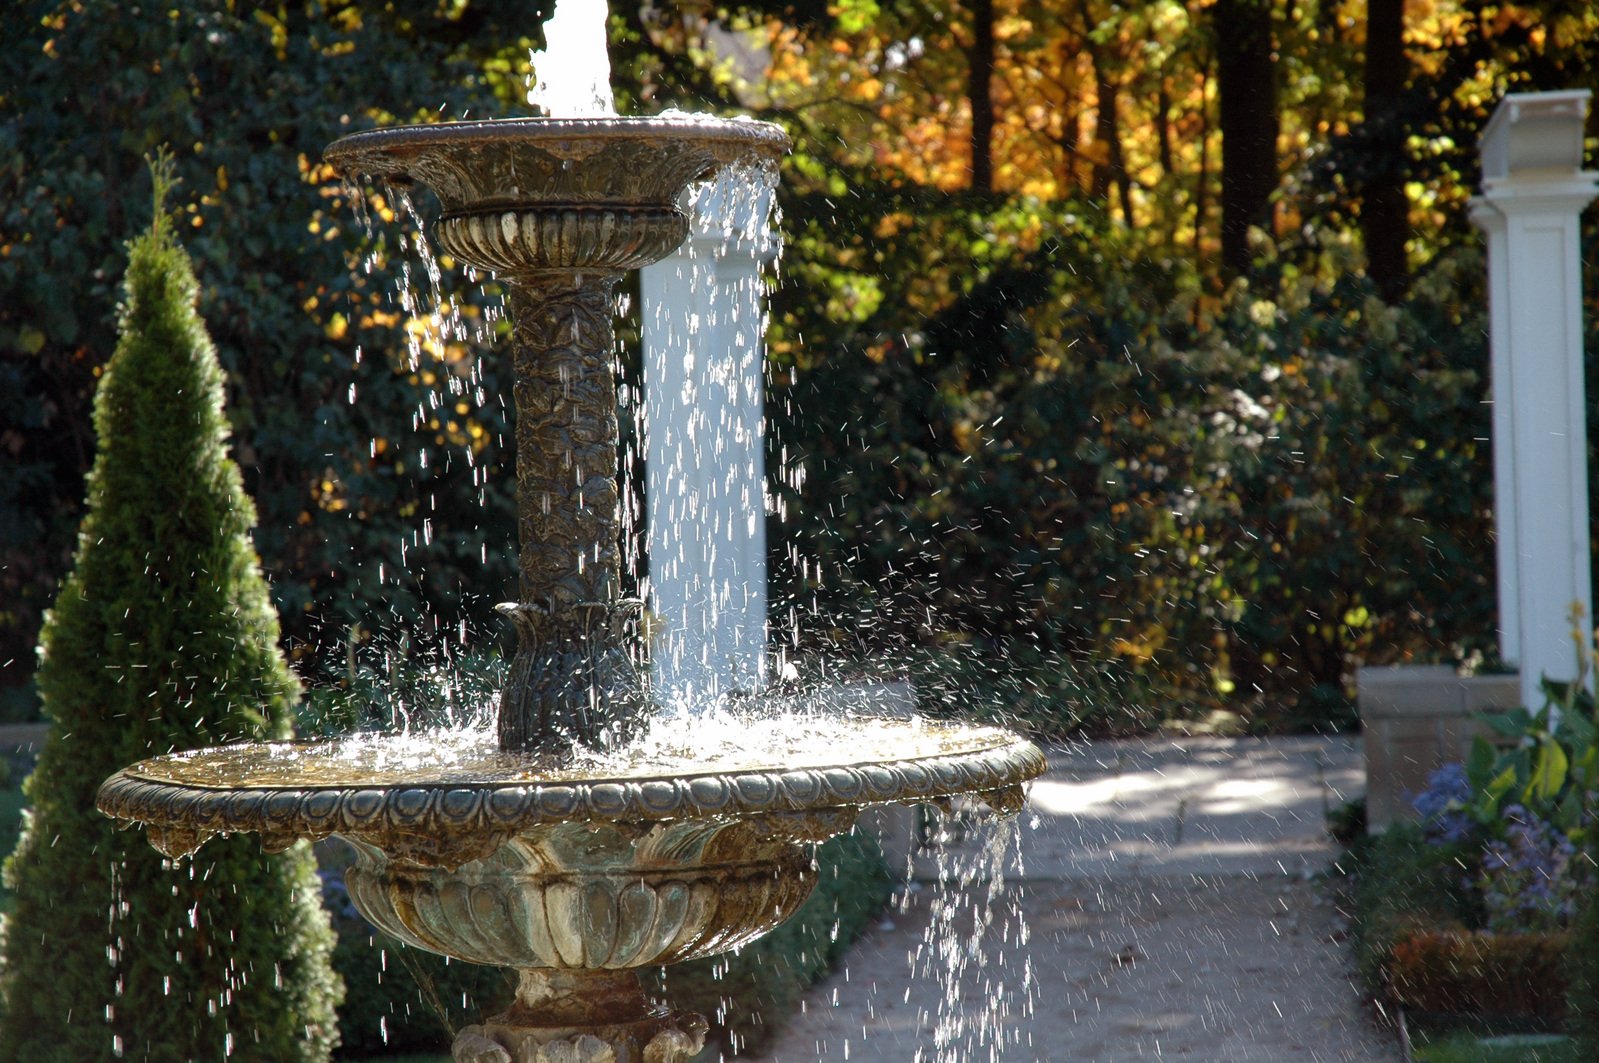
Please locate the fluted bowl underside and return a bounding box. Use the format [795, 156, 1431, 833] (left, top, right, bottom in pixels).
[324, 115, 789, 216]
[340, 818, 821, 970]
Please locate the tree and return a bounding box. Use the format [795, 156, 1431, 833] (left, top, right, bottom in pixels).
[969, 0, 997, 192]
[0, 159, 341, 1061]
[1361, 0, 1410, 300]
[1212, 0, 1280, 273]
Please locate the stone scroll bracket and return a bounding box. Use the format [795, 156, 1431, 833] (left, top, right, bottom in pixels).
[454, 969, 708, 1063]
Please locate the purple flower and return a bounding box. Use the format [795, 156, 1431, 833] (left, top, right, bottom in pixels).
[1412, 762, 1473, 844]
[1477, 806, 1579, 933]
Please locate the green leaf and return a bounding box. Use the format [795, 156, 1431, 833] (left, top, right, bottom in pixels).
[1466, 736, 1497, 791]
[833, 0, 881, 34]
[1524, 736, 1569, 806]
[1479, 708, 1535, 739]
[1557, 705, 1596, 751]
[1578, 745, 1599, 790]
[1557, 787, 1584, 834]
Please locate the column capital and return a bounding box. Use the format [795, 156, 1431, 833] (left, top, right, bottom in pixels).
[1467, 195, 1507, 233]
[1476, 173, 1599, 216]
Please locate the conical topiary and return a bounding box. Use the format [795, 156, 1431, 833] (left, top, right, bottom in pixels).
[0, 156, 341, 1061]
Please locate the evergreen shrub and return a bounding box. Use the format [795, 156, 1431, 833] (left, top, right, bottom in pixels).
[0, 161, 341, 1061]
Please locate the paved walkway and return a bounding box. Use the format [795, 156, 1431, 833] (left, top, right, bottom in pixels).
[759, 736, 1398, 1061]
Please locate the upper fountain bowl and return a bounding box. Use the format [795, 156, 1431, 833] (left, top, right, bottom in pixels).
[325, 115, 789, 276]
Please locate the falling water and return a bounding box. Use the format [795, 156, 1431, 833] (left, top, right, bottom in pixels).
[643, 157, 782, 712]
[909, 814, 1034, 1063]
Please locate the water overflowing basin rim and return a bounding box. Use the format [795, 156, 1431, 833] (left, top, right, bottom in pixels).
[98, 719, 1043, 836]
[325, 114, 790, 156]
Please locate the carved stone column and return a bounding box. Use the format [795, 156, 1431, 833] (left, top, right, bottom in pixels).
[1471, 90, 1599, 711]
[494, 275, 644, 753]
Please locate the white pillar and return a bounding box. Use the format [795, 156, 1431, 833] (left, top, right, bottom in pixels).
[1471, 89, 1599, 709]
[641, 176, 777, 706]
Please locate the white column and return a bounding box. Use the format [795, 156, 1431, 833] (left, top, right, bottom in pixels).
[641, 176, 777, 706]
[1468, 199, 1519, 665]
[1471, 90, 1599, 709]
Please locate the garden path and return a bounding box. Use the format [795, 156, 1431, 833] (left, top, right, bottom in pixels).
[758, 735, 1397, 1061]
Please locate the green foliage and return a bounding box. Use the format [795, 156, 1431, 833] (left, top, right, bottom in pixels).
[1412, 1029, 1578, 1063]
[767, 175, 1496, 726]
[329, 932, 512, 1058]
[1327, 797, 1368, 847]
[1348, 826, 1482, 994]
[902, 638, 1159, 739]
[297, 647, 506, 737]
[659, 827, 895, 1057]
[0, 0, 529, 708]
[0, 162, 340, 1060]
[0, 785, 22, 917]
[1463, 648, 1599, 841]
[1566, 824, 1599, 1057]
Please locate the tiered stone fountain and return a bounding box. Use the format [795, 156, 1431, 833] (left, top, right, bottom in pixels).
[98, 113, 1045, 1063]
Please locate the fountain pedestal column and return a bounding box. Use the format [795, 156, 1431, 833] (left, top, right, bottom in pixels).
[456, 970, 707, 1063]
[493, 275, 645, 753]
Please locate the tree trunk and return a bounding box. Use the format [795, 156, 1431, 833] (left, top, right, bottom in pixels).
[1156, 78, 1174, 178]
[1363, 0, 1409, 301]
[1213, 0, 1280, 274]
[1195, 47, 1212, 267]
[969, 0, 995, 193]
[1090, 45, 1135, 226]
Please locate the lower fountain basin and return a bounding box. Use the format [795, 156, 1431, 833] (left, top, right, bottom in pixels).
[98, 716, 1044, 972]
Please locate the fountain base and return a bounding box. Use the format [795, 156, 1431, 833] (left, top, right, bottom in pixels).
[455, 970, 706, 1063]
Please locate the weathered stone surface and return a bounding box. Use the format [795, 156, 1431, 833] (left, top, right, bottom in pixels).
[455, 1032, 514, 1063]
[341, 819, 817, 969]
[455, 970, 706, 1063]
[322, 117, 786, 218]
[97, 726, 1046, 867]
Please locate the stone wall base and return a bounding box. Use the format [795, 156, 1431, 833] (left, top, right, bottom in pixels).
[1357, 665, 1520, 833]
